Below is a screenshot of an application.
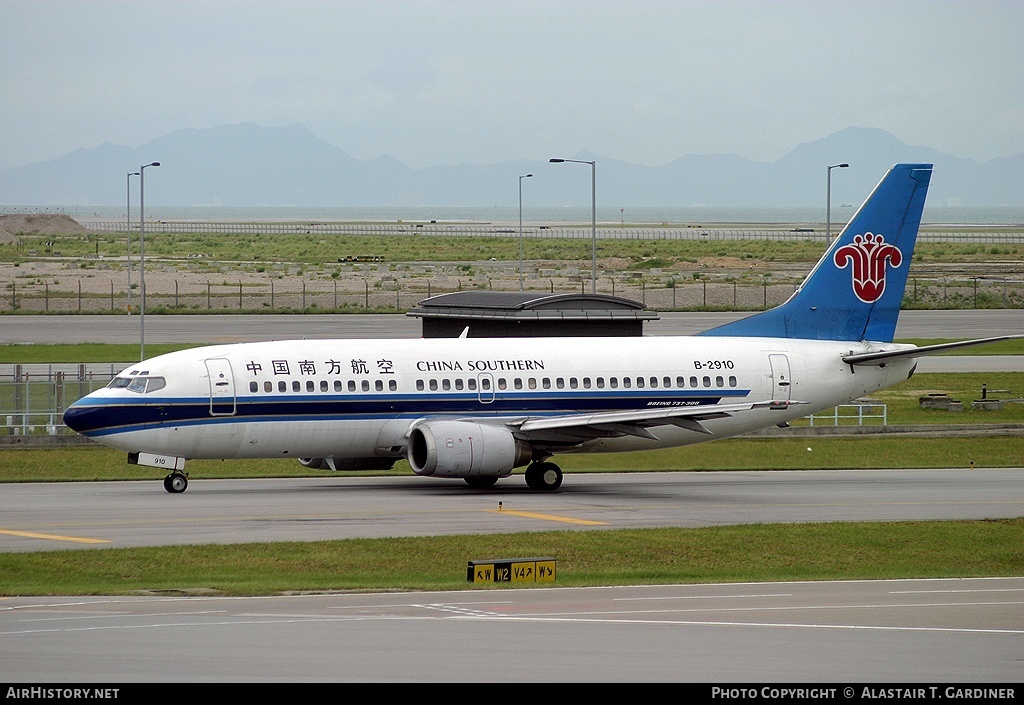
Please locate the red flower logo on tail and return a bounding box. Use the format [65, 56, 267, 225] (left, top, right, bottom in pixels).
[833, 232, 903, 303]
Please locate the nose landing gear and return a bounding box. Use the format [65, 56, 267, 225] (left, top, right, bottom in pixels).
[163, 471, 189, 494]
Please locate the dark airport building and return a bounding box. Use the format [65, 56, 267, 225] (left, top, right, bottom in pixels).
[406, 291, 658, 338]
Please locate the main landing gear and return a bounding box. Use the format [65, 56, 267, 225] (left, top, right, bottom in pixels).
[524, 461, 563, 491]
[461, 462, 564, 491]
[163, 470, 188, 494]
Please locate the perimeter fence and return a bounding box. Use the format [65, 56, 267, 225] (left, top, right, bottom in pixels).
[3, 270, 1022, 314]
[82, 221, 1024, 245]
[1, 364, 123, 439]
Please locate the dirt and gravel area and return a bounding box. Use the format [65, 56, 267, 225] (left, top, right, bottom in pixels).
[1, 214, 1020, 314]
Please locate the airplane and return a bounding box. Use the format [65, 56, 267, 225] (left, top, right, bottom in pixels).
[62, 163, 1021, 493]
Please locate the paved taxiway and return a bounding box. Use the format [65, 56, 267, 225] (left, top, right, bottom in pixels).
[2, 577, 1022, 682]
[6, 310, 1022, 372]
[6, 309, 1024, 342]
[3, 468, 1023, 553]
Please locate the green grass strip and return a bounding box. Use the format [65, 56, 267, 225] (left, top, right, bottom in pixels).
[1, 519, 1020, 596]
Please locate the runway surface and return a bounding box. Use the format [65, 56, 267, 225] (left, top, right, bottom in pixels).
[2, 468, 1023, 553]
[5, 309, 1024, 343]
[2, 577, 1022, 682]
[6, 310, 1021, 373]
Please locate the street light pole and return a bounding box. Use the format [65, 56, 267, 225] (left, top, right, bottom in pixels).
[827, 163, 849, 242]
[549, 158, 597, 293]
[126, 172, 139, 315]
[139, 161, 160, 361]
[518, 173, 532, 291]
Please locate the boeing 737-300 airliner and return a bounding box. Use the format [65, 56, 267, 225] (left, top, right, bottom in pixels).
[62, 164, 1020, 493]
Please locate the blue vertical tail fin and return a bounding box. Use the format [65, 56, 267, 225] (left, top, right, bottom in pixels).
[697, 163, 932, 342]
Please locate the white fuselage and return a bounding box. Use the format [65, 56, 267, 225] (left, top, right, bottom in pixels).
[66, 335, 917, 462]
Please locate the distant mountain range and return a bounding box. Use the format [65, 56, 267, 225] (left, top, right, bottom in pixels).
[1, 123, 1021, 208]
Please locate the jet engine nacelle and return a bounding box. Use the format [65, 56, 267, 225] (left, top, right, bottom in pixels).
[298, 457, 397, 471]
[407, 420, 531, 478]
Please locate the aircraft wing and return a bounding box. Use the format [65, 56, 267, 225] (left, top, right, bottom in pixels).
[842, 335, 1024, 366]
[505, 399, 801, 442]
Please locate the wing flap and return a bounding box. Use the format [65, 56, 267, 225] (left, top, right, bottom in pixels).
[512, 400, 799, 442]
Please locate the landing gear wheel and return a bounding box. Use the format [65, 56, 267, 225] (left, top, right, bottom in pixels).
[464, 476, 499, 489]
[164, 471, 188, 494]
[525, 462, 562, 491]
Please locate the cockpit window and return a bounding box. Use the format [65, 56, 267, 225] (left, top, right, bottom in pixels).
[109, 376, 166, 394]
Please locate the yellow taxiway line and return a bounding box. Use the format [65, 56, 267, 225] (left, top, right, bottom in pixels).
[491, 509, 606, 526]
[0, 529, 110, 544]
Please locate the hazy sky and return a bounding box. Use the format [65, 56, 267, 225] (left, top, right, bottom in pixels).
[2, 0, 1021, 173]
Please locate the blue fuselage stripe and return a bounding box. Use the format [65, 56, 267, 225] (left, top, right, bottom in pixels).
[66, 389, 750, 436]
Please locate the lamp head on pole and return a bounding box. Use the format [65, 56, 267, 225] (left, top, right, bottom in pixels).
[550, 157, 595, 166]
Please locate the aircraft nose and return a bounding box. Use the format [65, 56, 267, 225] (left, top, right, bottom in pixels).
[62, 399, 97, 434]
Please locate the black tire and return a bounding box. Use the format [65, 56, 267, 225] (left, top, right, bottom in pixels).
[525, 462, 562, 491]
[464, 476, 499, 489]
[165, 472, 188, 494]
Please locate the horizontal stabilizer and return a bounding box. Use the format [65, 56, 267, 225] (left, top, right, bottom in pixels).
[842, 335, 1024, 366]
